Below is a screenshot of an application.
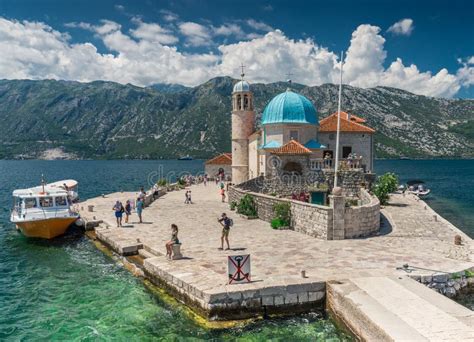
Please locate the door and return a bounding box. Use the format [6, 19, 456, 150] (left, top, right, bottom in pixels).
[342, 146, 352, 158]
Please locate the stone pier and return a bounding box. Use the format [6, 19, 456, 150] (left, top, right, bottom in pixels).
[79, 184, 474, 338]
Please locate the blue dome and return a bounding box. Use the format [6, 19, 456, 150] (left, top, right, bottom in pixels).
[233, 80, 250, 93]
[262, 90, 318, 125]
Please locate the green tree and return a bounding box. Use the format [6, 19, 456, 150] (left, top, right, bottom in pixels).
[372, 172, 398, 205]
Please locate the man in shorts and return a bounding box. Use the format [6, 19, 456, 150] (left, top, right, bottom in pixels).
[218, 212, 232, 250]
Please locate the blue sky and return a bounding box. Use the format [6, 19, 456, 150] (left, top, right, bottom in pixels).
[0, 0, 473, 98]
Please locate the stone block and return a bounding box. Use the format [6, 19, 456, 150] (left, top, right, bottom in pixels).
[432, 274, 449, 283]
[284, 293, 298, 304]
[298, 292, 309, 303]
[308, 291, 324, 302]
[274, 295, 284, 305]
[262, 296, 274, 306]
[242, 298, 261, 308]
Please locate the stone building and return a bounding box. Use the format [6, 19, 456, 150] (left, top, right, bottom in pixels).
[207, 77, 375, 185]
[204, 153, 232, 179]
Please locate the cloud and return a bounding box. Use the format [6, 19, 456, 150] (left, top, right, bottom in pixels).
[0, 17, 471, 97]
[114, 4, 125, 12]
[130, 19, 178, 45]
[245, 19, 273, 32]
[178, 21, 212, 46]
[456, 57, 474, 87]
[160, 9, 179, 22]
[212, 23, 244, 38]
[387, 18, 414, 36]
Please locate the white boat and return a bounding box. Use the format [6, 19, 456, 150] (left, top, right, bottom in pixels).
[10, 177, 79, 239]
[406, 180, 431, 199]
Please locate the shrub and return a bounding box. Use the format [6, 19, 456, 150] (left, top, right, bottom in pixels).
[177, 178, 186, 186]
[157, 179, 168, 186]
[230, 201, 237, 210]
[372, 172, 399, 205]
[271, 202, 291, 229]
[237, 194, 257, 217]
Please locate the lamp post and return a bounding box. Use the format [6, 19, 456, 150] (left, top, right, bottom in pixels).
[334, 51, 344, 189]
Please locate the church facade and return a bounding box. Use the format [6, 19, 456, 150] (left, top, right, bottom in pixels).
[208, 78, 375, 186]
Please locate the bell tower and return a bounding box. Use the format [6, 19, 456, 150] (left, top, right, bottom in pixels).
[231, 65, 255, 184]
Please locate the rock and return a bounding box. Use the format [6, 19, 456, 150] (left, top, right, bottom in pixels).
[445, 287, 456, 298]
[432, 273, 449, 283]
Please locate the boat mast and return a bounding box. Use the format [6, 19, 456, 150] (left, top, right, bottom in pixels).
[334, 51, 344, 188]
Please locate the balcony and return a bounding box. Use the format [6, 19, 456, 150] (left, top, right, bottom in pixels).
[310, 156, 365, 171]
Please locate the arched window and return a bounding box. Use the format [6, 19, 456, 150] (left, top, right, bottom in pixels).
[283, 162, 303, 175]
[236, 95, 241, 110]
[244, 95, 249, 110]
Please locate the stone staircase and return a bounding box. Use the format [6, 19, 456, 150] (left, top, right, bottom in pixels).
[327, 276, 474, 341]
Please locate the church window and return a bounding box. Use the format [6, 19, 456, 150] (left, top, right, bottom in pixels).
[289, 130, 299, 141]
[244, 95, 249, 110]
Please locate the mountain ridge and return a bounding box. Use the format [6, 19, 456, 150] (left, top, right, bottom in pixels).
[0, 77, 473, 160]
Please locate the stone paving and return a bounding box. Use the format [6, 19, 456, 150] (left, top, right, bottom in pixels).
[79, 184, 473, 288]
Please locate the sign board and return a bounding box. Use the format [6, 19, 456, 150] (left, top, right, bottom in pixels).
[228, 254, 251, 284]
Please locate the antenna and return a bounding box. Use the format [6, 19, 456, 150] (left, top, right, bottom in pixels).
[334, 51, 344, 188]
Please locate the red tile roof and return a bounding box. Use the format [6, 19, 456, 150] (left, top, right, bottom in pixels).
[319, 112, 375, 133]
[205, 153, 232, 165]
[271, 139, 312, 155]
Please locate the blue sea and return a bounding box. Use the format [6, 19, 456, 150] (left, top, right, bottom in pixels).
[0, 159, 472, 340]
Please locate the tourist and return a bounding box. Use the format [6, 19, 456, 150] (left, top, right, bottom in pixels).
[124, 200, 132, 223]
[113, 200, 124, 227]
[221, 188, 226, 202]
[204, 174, 208, 186]
[136, 197, 144, 223]
[188, 190, 193, 204]
[215, 177, 219, 185]
[165, 224, 179, 259]
[139, 187, 146, 203]
[218, 213, 232, 250]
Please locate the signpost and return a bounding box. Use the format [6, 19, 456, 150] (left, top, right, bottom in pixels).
[228, 254, 251, 284]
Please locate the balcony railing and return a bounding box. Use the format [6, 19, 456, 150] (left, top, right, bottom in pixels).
[310, 157, 364, 171]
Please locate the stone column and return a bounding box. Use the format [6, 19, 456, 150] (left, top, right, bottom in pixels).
[329, 187, 345, 240]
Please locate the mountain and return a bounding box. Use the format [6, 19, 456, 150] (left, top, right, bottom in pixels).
[147, 83, 190, 94]
[0, 77, 473, 160]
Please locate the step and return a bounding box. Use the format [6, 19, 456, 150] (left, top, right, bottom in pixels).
[138, 248, 156, 259]
[327, 276, 474, 341]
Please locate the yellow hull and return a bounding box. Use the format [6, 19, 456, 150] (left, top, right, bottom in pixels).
[16, 217, 78, 239]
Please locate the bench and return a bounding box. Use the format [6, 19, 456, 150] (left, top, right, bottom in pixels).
[171, 243, 183, 260]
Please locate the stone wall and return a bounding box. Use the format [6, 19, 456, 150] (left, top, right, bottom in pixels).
[344, 189, 380, 238]
[291, 201, 333, 239]
[229, 185, 380, 240]
[228, 186, 333, 239]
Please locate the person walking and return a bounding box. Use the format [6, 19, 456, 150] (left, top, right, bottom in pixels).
[113, 200, 124, 227]
[184, 191, 189, 204]
[124, 200, 132, 223]
[136, 198, 144, 223]
[204, 174, 208, 186]
[165, 224, 179, 259]
[220, 188, 226, 202]
[218, 213, 232, 250]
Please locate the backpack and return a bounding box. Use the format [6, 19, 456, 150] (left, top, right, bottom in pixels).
[227, 218, 234, 227]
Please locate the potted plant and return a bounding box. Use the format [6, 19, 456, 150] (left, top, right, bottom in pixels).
[271, 202, 291, 229]
[230, 201, 237, 211]
[236, 194, 258, 219]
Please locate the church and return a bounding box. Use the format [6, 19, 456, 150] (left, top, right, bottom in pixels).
[205, 77, 375, 186]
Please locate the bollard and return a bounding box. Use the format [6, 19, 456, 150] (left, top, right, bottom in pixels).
[434, 215, 437, 222]
[454, 235, 462, 245]
[88, 205, 94, 212]
[424, 206, 427, 210]
[137, 238, 141, 243]
[301, 270, 306, 278]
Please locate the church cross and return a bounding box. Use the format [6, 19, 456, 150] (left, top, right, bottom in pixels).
[285, 71, 294, 84]
[240, 63, 246, 80]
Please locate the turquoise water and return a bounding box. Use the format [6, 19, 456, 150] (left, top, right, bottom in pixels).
[0, 160, 349, 341]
